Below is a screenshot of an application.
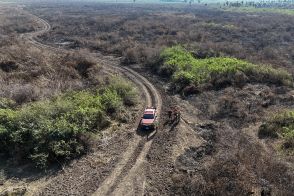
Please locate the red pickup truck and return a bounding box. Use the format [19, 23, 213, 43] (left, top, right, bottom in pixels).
[139, 107, 157, 130]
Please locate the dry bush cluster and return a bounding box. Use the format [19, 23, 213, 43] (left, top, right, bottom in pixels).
[172, 132, 294, 195]
[0, 7, 102, 105]
[0, 38, 103, 105]
[0, 7, 38, 35]
[167, 81, 294, 195]
[28, 3, 294, 72]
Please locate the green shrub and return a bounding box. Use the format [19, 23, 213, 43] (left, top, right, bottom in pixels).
[108, 77, 138, 106]
[0, 98, 16, 109]
[159, 46, 292, 91]
[101, 89, 123, 114]
[0, 78, 138, 168]
[221, 7, 294, 16]
[259, 111, 294, 153]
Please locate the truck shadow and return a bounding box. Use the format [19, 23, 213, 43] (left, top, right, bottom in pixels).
[136, 125, 157, 141]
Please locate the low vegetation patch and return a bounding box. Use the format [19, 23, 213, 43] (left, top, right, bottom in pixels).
[221, 7, 294, 16]
[0, 98, 16, 109]
[259, 110, 294, 154]
[0, 77, 137, 169]
[154, 46, 292, 93]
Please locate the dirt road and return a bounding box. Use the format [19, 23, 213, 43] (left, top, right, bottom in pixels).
[20, 7, 166, 196]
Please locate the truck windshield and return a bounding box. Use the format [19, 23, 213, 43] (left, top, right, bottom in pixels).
[143, 114, 154, 119]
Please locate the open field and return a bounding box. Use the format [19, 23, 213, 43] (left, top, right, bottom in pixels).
[0, 1, 294, 196]
[29, 3, 294, 71]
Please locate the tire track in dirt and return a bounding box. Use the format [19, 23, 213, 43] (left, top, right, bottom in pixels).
[91, 60, 158, 196]
[20, 8, 163, 196]
[93, 65, 162, 196]
[104, 68, 162, 196]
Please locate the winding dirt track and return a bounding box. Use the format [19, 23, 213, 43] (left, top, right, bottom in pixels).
[20, 7, 163, 196]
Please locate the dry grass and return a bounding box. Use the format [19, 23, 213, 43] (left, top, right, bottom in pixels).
[0, 7, 38, 35]
[0, 37, 103, 104]
[27, 3, 294, 72]
[0, 6, 103, 105]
